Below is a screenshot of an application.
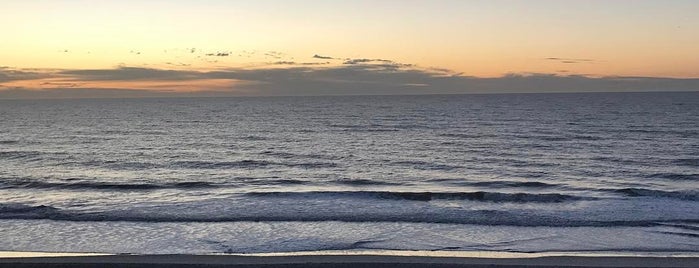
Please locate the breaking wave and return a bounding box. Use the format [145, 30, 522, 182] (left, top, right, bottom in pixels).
[244, 190, 588, 203]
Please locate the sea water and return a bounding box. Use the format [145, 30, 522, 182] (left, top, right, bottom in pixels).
[0, 92, 697, 254]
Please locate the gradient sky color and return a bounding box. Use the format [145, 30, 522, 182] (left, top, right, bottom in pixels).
[1, 0, 698, 97]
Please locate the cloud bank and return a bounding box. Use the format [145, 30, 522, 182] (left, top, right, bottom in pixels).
[1, 57, 698, 99]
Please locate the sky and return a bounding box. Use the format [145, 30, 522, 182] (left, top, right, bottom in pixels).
[1, 0, 698, 98]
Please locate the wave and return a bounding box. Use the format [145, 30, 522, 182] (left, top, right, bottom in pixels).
[438, 133, 491, 139]
[570, 134, 605, 141]
[0, 150, 42, 160]
[0, 178, 221, 190]
[656, 222, 699, 232]
[647, 173, 698, 181]
[0, 203, 64, 220]
[48, 159, 337, 171]
[527, 135, 571, 142]
[240, 178, 307, 186]
[590, 156, 641, 165]
[608, 188, 699, 201]
[328, 124, 401, 132]
[625, 129, 698, 138]
[0, 177, 316, 190]
[352, 128, 400, 132]
[464, 180, 559, 188]
[244, 191, 588, 203]
[240, 135, 268, 141]
[391, 160, 462, 171]
[2, 201, 696, 227]
[333, 178, 403, 186]
[470, 157, 558, 168]
[674, 158, 699, 167]
[653, 231, 699, 238]
[259, 151, 304, 159]
[259, 151, 341, 161]
[173, 160, 337, 169]
[173, 160, 274, 169]
[80, 160, 163, 170]
[286, 162, 338, 168]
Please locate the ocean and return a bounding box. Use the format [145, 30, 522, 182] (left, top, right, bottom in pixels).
[0, 92, 698, 254]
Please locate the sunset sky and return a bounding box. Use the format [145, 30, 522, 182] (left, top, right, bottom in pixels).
[1, 0, 698, 97]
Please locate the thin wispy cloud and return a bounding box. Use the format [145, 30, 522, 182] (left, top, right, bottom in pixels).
[545, 57, 596, 64]
[39, 81, 82, 88]
[165, 62, 192, 67]
[271, 61, 329, 66]
[205, 52, 231, 57]
[264, 51, 285, 59]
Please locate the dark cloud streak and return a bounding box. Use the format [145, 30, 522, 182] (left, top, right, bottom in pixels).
[312, 54, 335, 60]
[343, 58, 394, 65]
[205, 52, 230, 57]
[0, 68, 50, 82]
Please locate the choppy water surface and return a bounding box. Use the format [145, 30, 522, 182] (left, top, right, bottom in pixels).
[1, 92, 698, 254]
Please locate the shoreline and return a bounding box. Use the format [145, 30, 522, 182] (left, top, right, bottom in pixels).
[1, 251, 698, 268]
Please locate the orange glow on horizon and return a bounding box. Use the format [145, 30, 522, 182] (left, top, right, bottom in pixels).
[1, 77, 244, 92]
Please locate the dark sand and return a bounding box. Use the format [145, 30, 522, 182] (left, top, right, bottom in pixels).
[1, 254, 698, 268]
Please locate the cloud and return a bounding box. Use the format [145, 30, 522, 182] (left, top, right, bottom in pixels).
[312, 54, 335, 60]
[0, 87, 239, 99]
[1, 58, 698, 99]
[59, 67, 202, 81]
[40, 81, 82, 88]
[264, 51, 285, 59]
[165, 62, 192, 67]
[271, 61, 329, 66]
[0, 67, 50, 82]
[545, 57, 596, 64]
[205, 52, 230, 57]
[343, 58, 394, 65]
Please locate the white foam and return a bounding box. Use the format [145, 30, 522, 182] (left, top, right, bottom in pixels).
[0, 220, 697, 254]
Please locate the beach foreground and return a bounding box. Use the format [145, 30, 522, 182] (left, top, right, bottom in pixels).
[1, 254, 698, 268]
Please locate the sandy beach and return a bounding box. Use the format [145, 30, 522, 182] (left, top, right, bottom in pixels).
[1, 252, 698, 268]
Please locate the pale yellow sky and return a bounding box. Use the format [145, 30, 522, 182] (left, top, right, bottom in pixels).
[2, 0, 698, 78]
